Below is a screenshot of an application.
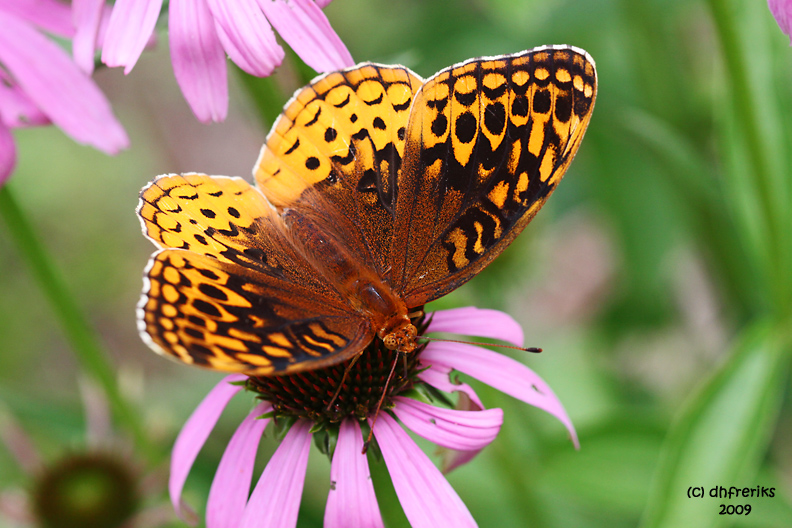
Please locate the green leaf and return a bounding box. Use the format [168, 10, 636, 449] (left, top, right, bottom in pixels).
[707, 0, 792, 314]
[640, 321, 789, 528]
[617, 107, 762, 315]
[540, 412, 666, 515]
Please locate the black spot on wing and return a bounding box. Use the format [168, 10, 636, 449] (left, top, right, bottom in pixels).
[484, 102, 506, 135]
[454, 112, 477, 143]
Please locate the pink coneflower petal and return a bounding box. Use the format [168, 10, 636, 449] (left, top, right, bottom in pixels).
[423, 342, 579, 447]
[428, 307, 524, 347]
[169, 374, 246, 520]
[392, 397, 502, 451]
[373, 413, 477, 528]
[418, 363, 484, 410]
[394, 394, 500, 473]
[240, 420, 312, 528]
[94, 5, 113, 47]
[769, 0, 792, 43]
[101, 0, 163, 74]
[325, 419, 383, 528]
[0, 72, 49, 128]
[72, 0, 105, 73]
[314, 0, 333, 8]
[207, 402, 271, 528]
[0, 11, 128, 154]
[258, 0, 354, 71]
[206, 0, 284, 77]
[0, 121, 15, 186]
[439, 392, 491, 473]
[0, 0, 75, 37]
[169, 0, 229, 123]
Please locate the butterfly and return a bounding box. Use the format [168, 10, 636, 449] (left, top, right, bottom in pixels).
[137, 45, 597, 375]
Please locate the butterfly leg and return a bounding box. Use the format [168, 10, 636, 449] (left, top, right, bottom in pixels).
[362, 350, 402, 454]
[326, 351, 363, 412]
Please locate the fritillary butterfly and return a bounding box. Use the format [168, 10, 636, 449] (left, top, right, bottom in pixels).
[137, 45, 597, 375]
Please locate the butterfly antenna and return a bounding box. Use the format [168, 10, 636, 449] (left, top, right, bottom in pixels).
[326, 353, 361, 412]
[417, 336, 542, 353]
[362, 351, 401, 454]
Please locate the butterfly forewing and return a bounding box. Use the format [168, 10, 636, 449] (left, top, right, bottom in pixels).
[254, 64, 423, 278]
[391, 46, 597, 305]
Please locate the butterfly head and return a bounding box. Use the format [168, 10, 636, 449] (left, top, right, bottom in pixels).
[381, 321, 418, 354]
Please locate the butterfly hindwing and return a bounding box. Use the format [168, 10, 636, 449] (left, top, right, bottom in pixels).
[391, 46, 597, 305]
[139, 250, 373, 374]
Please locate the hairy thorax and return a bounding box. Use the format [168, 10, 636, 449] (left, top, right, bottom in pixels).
[286, 211, 418, 353]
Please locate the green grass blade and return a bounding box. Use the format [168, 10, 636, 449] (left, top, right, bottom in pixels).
[640, 321, 789, 528]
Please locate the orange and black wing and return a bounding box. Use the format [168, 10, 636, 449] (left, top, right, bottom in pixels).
[137, 174, 373, 375]
[254, 64, 423, 279]
[390, 46, 597, 306]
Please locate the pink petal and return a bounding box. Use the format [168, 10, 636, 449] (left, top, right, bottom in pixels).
[0, 12, 128, 153]
[72, 0, 105, 73]
[0, 72, 49, 127]
[207, 402, 271, 528]
[372, 413, 477, 528]
[428, 307, 524, 347]
[206, 0, 284, 77]
[240, 420, 312, 528]
[325, 419, 384, 528]
[94, 4, 122, 48]
[392, 397, 502, 451]
[0, 0, 75, 37]
[257, 0, 353, 71]
[418, 363, 484, 410]
[422, 342, 579, 447]
[169, 374, 247, 520]
[393, 396, 501, 473]
[314, 0, 333, 8]
[101, 0, 163, 74]
[169, 0, 228, 122]
[440, 393, 490, 473]
[769, 0, 792, 44]
[93, 4, 146, 51]
[417, 364, 490, 472]
[0, 121, 15, 186]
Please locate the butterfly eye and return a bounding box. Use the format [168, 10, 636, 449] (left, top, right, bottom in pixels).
[381, 324, 418, 353]
[383, 334, 399, 350]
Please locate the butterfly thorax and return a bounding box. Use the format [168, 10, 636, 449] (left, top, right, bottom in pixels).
[285, 210, 418, 354]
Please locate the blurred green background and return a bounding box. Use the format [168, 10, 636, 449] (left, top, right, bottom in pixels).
[1, 0, 791, 527]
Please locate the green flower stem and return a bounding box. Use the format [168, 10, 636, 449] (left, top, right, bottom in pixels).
[234, 67, 287, 129]
[707, 0, 790, 314]
[0, 184, 154, 460]
[234, 53, 317, 130]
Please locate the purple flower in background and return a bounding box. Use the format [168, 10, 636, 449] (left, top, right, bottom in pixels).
[170, 307, 577, 527]
[98, 0, 354, 123]
[0, 1, 128, 186]
[769, 0, 792, 43]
